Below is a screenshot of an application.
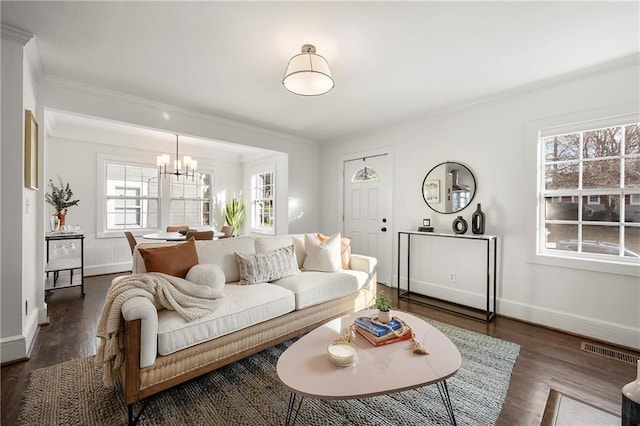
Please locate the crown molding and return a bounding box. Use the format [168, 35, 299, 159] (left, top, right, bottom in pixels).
[38, 74, 318, 147]
[1, 25, 33, 45]
[448, 54, 640, 112]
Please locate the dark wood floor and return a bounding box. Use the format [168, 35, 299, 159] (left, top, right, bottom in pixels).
[2, 274, 637, 425]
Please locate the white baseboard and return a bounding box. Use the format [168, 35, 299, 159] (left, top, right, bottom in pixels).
[24, 309, 39, 355]
[85, 262, 131, 276]
[394, 275, 640, 350]
[498, 298, 640, 350]
[0, 334, 26, 363]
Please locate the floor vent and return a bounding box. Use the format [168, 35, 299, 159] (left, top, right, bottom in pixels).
[581, 342, 639, 365]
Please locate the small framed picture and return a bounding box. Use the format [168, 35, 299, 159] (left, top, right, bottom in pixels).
[25, 110, 39, 190]
[423, 219, 431, 227]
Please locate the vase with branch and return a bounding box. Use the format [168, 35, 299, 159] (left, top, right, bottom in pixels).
[45, 176, 79, 228]
[224, 192, 245, 236]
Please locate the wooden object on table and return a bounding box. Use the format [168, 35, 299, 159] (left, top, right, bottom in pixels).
[166, 225, 189, 232]
[185, 230, 214, 240]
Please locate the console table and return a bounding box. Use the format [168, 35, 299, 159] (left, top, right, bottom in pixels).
[45, 232, 85, 296]
[397, 231, 497, 322]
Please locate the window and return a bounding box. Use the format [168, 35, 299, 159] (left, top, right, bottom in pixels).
[251, 171, 274, 231]
[169, 173, 211, 227]
[539, 121, 640, 261]
[105, 163, 159, 230]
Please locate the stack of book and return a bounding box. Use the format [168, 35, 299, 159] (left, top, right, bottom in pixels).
[353, 317, 414, 347]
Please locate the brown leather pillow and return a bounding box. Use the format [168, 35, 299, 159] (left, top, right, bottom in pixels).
[138, 239, 199, 278]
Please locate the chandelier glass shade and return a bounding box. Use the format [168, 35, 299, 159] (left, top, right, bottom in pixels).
[157, 135, 197, 179]
[282, 44, 334, 96]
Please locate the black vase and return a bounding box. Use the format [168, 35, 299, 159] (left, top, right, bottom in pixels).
[452, 216, 468, 234]
[471, 203, 486, 235]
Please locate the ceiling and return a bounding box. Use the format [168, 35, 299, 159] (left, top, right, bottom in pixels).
[2, 1, 639, 144]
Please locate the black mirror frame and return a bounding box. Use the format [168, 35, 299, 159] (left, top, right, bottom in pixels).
[422, 161, 477, 214]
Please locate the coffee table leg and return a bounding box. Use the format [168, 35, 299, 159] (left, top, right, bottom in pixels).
[436, 380, 457, 426]
[285, 392, 304, 426]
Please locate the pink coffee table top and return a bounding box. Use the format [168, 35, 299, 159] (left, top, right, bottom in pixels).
[276, 309, 461, 400]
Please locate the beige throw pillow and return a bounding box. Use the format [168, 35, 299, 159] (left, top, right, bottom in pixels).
[303, 233, 342, 272]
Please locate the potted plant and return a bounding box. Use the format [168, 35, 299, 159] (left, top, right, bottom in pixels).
[45, 176, 79, 228]
[224, 192, 245, 236]
[373, 292, 393, 323]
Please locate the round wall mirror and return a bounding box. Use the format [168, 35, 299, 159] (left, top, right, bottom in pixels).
[422, 162, 477, 214]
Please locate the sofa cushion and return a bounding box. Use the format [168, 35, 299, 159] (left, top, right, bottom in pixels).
[138, 239, 198, 278]
[318, 233, 351, 270]
[186, 264, 226, 292]
[303, 233, 341, 272]
[271, 270, 360, 310]
[235, 245, 299, 285]
[195, 237, 256, 283]
[156, 283, 295, 355]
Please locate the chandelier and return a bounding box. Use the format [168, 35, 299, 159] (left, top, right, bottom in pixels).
[282, 44, 334, 96]
[156, 134, 197, 179]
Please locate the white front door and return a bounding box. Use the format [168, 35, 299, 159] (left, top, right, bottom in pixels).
[343, 153, 392, 285]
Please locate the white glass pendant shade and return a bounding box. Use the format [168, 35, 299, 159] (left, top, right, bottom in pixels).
[283, 44, 334, 96]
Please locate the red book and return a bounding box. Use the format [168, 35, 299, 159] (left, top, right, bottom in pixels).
[354, 326, 415, 347]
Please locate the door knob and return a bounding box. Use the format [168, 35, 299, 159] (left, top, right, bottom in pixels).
[381, 227, 387, 232]
[382, 218, 387, 223]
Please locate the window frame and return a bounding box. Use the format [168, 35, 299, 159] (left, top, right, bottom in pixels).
[250, 170, 275, 234]
[534, 114, 640, 270]
[98, 155, 160, 238]
[168, 171, 213, 228]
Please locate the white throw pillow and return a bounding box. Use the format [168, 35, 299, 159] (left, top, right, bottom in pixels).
[303, 233, 342, 272]
[186, 264, 226, 293]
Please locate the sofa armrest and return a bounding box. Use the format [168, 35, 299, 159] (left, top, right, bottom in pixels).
[122, 297, 158, 368]
[349, 254, 377, 274]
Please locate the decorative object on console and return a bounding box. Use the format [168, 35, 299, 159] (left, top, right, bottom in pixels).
[45, 176, 80, 227]
[452, 216, 468, 234]
[157, 134, 197, 180]
[372, 292, 393, 323]
[622, 360, 640, 425]
[419, 219, 434, 232]
[471, 203, 486, 235]
[282, 44, 334, 96]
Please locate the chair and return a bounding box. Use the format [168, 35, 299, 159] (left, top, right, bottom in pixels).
[185, 230, 214, 240]
[124, 231, 138, 254]
[167, 225, 189, 232]
[220, 226, 234, 239]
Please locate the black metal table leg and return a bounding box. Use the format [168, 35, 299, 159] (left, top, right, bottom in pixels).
[285, 392, 304, 426]
[437, 380, 457, 426]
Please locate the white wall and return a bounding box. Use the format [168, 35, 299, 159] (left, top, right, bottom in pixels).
[0, 28, 41, 362]
[320, 61, 640, 349]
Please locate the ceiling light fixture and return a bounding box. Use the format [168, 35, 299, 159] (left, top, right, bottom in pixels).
[157, 134, 197, 180]
[282, 44, 334, 96]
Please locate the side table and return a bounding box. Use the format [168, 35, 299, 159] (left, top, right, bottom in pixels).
[45, 232, 85, 296]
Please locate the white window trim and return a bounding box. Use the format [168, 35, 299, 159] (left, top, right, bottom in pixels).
[167, 171, 213, 228]
[525, 105, 640, 277]
[250, 170, 275, 235]
[97, 153, 161, 238]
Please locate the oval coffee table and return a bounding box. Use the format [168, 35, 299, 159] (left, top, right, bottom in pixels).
[276, 309, 462, 425]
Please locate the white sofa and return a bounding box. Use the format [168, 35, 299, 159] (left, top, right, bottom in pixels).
[115, 233, 377, 416]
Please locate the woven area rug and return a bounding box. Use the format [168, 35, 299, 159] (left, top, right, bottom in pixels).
[17, 318, 520, 425]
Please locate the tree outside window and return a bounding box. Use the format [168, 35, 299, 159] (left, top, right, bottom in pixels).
[541, 122, 640, 259]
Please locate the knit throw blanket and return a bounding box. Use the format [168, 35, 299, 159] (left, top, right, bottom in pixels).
[96, 272, 224, 387]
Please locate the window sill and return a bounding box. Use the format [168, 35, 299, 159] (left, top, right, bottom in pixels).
[529, 252, 640, 277]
